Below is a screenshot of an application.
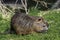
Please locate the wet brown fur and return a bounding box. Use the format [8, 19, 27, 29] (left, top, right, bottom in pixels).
[11, 10, 49, 35]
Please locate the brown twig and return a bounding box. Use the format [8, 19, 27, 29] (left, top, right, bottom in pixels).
[21, 0, 28, 14]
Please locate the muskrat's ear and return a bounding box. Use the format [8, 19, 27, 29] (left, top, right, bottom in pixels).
[38, 17, 43, 21]
[35, 18, 42, 23]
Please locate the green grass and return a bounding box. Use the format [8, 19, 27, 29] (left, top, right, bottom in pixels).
[0, 9, 60, 40]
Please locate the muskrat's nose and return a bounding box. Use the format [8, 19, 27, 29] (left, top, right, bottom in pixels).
[45, 28, 48, 31]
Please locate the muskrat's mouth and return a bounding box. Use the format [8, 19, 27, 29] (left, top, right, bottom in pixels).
[37, 30, 48, 33]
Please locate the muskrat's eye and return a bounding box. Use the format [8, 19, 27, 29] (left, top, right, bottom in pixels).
[38, 19, 41, 21]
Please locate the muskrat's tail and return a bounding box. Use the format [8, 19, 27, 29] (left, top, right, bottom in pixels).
[0, 28, 16, 35]
[0, 28, 10, 35]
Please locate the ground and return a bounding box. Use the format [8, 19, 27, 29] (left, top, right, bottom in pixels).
[0, 9, 60, 40]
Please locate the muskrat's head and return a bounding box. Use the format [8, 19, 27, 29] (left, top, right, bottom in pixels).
[33, 17, 49, 33]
